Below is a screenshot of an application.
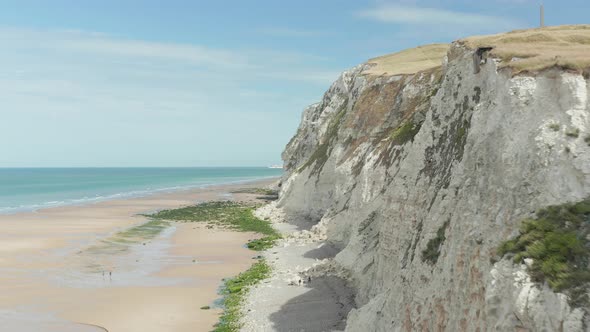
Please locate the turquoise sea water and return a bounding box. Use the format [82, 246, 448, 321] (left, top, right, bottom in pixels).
[0, 168, 283, 214]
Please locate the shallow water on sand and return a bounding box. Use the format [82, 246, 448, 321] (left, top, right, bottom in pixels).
[0, 310, 105, 332]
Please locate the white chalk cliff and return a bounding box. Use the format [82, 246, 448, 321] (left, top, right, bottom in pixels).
[273, 26, 590, 331]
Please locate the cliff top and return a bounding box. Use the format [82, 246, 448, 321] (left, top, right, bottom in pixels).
[363, 25, 590, 77]
[462, 25, 590, 73]
[363, 43, 449, 77]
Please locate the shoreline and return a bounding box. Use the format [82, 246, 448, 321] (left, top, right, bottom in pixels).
[0, 175, 282, 216]
[0, 177, 278, 332]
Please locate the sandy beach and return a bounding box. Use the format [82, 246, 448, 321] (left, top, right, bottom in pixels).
[0, 178, 277, 332]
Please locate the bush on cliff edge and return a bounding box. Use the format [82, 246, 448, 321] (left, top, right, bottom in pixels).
[498, 198, 590, 307]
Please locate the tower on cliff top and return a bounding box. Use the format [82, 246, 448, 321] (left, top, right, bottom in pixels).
[540, 3, 545, 27]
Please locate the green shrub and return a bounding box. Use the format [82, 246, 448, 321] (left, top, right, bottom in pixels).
[390, 121, 422, 145]
[548, 123, 560, 131]
[497, 197, 590, 307]
[422, 220, 450, 265]
[565, 128, 580, 138]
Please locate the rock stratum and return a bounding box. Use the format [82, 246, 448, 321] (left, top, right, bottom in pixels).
[270, 25, 590, 331]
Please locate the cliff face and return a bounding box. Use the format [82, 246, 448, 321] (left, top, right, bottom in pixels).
[278, 27, 590, 331]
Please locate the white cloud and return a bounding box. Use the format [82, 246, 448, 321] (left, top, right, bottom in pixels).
[357, 3, 520, 29]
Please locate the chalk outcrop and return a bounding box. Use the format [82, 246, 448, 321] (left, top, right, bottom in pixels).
[250, 26, 590, 331]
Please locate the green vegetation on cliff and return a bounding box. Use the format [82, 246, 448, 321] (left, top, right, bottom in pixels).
[566, 128, 580, 138]
[422, 220, 449, 265]
[498, 197, 590, 307]
[390, 120, 422, 145]
[299, 101, 348, 174]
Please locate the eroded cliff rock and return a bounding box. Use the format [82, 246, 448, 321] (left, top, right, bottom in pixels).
[277, 26, 590, 331]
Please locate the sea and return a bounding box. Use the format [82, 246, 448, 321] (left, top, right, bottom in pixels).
[0, 167, 283, 214]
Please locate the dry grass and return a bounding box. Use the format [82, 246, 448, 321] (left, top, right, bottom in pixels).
[462, 25, 590, 73]
[363, 43, 449, 76]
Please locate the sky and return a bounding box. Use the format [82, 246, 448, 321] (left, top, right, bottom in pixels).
[0, 0, 588, 167]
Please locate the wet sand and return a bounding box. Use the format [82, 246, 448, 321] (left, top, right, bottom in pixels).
[0, 179, 277, 332]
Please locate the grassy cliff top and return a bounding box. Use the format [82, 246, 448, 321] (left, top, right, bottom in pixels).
[363, 43, 449, 76]
[462, 25, 590, 73]
[363, 25, 590, 77]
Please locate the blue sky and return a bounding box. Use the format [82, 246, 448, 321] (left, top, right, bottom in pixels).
[0, 0, 587, 167]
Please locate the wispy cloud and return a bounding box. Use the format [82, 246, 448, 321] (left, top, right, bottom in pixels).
[0, 27, 249, 69]
[64, 38, 250, 69]
[357, 3, 520, 30]
[1, 26, 332, 166]
[0, 27, 336, 84]
[257, 27, 324, 38]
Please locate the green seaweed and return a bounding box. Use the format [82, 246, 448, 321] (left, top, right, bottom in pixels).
[213, 259, 271, 332]
[84, 219, 169, 256]
[146, 201, 280, 250]
[247, 234, 281, 251]
[147, 201, 281, 330]
[231, 188, 278, 197]
[115, 219, 169, 240]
